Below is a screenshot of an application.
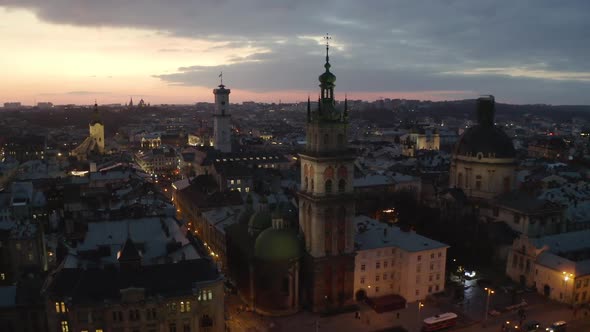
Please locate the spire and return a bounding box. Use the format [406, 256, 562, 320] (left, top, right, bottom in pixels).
[91, 100, 102, 125]
[219, 71, 224, 87]
[324, 33, 331, 65]
[307, 96, 311, 122]
[343, 94, 348, 121]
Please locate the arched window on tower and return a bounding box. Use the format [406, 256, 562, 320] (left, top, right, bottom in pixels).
[503, 176, 511, 193]
[304, 177, 309, 191]
[325, 208, 333, 255]
[306, 205, 312, 251]
[338, 179, 346, 193]
[325, 179, 333, 193]
[337, 207, 346, 253]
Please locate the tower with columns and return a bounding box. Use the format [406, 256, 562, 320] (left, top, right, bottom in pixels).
[213, 74, 232, 153]
[298, 34, 355, 312]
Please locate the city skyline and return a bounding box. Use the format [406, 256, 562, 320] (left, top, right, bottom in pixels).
[1, 1, 590, 105]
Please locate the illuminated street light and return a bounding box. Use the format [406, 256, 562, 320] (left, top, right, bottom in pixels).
[417, 301, 424, 332]
[483, 287, 495, 326]
[563, 271, 575, 304]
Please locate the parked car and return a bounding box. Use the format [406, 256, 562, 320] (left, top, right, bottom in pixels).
[546, 321, 567, 332]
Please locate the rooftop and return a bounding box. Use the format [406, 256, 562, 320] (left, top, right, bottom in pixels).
[64, 217, 198, 268]
[354, 215, 448, 252]
[46, 259, 220, 304]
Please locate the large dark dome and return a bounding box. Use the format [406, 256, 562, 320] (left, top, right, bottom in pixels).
[454, 124, 516, 158]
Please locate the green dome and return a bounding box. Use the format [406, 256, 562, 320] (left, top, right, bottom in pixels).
[319, 64, 336, 85]
[254, 228, 301, 261]
[248, 211, 272, 233]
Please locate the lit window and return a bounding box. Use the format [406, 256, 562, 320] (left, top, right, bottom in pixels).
[208, 290, 212, 300]
[230, 180, 234, 185]
[60, 321, 69, 332]
[245, 187, 250, 192]
[180, 301, 186, 313]
[0, 273, 4, 280]
[237, 179, 241, 184]
[186, 301, 191, 312]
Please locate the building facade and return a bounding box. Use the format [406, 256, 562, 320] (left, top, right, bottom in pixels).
[298, 41, 356, 312]
[353, 216, 448, 303]
[44, 241, 224, 332]
[506, 231, 590, 306]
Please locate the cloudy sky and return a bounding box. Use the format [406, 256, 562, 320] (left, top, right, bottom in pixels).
[1, 0, 589, 105]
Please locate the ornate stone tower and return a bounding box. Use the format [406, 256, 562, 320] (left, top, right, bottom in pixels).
[298, 35, 355, 312]
[213, 74, 232, 153]
[89, 102, 105, 154]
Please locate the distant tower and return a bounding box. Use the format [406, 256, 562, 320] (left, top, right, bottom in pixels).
[89, 102, 105, 154]
[213, 73, 232, 153]
[298, 34, 356, 312]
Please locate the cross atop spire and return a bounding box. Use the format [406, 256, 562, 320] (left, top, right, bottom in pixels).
[324, 33, 331, 63]
[219, 71, 223, 86]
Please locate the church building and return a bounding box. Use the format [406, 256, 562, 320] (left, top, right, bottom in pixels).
[297, 35, 356, 312]
[449, 96, 516, 200]
[71, 102, 105, 160]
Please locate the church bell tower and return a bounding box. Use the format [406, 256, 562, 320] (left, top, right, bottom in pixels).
[298, 34, 355, 312]
[213, 73, 232, 153]
[89, 102, 105, 154]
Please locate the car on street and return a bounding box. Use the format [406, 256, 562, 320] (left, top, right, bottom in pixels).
[546, 321, 567, 332]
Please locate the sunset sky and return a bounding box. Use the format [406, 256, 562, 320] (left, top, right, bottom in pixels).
[1, 1, 589, 105]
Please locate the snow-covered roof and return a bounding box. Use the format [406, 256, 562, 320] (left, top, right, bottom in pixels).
[202, 206, 244, 235]
[354, 215, 448, 252]
[354, 175, 395, 188]
[64, 216, 198, 268]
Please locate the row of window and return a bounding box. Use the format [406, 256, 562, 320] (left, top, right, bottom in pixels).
[417, 252, 443, 262]
[416, 274, 442, 283]
[166, 301, 192, 314]
[416, 262, 442, 273]
[303, 177, 347, 193]
[360, 272, 395, 284]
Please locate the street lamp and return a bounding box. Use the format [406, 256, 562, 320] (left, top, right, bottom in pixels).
[563, 271, 575, 305]
[483, 287, 494, 326]
[417, 301, 424, 332]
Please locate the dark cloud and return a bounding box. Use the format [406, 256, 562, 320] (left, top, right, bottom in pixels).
[3, 0, 590, 103]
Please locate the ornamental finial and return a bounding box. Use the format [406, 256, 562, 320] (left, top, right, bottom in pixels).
[324, 33, 331, 63]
